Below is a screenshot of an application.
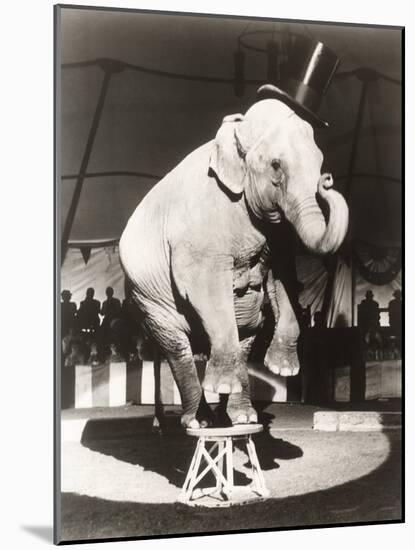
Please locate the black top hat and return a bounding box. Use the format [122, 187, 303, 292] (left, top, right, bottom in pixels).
[257, 38, 340, 128]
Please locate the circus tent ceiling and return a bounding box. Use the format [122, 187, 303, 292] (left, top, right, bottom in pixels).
[58, 7, 402, 251]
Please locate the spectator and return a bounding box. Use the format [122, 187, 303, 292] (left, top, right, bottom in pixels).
[62, 326, 79, 357]
[100, 287, 122, 351]
[121, 295, 136, 324]
[388, 289, 402, 346]
[120, 296, 146, 357]
[86, 339, 100, 366]
[77, 287, 101, 334]
[358, 290, 384, 360]
[64, 339, 87, 367]
[61, 289, 77, 337]
[62, 326, 86, 367]
[101, 287, 122, 328]
[357, 290, 380, 332]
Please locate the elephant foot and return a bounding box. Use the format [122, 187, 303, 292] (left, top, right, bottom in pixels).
[226, 393, 258, 425]
[202, 358, 244, 394]
[181, 397, 215, 429]
[264, 343, 300, 376]
[181, 415, 201, 429]
[180, 416, 212, 430]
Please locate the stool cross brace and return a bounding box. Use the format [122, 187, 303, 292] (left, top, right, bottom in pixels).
[178, 430, 269, 505]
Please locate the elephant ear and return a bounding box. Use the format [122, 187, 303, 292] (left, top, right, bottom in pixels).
[209, 113, 247, 195]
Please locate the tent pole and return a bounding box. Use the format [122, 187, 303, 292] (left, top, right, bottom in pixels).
[345, 76, 369, 326]
[344, 77, 372, 327]
[345, 79, 369, 201]
[351, 254, 356, 326]
[321, 75, 369, 327]
[60, 67, 113, 265]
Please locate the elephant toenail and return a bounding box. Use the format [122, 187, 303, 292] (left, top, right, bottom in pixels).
[249, 413, 258, 423]
[188, 419, 200, 429]
[231, 382, 242, 393]
[217, 383, 231, 394]
[203, 383, 214, 393]
[236, 415, 248, 424]
[281, 366, 292, 376]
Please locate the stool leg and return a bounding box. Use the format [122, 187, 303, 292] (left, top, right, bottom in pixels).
[179, 437, 204, 502]
[246, 436, 270, 497]
[188, 443, 228, 493]
[224, 437, 234, 500]
[216, 440, 225, 492]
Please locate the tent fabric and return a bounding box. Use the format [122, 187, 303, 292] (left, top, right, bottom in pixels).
[61, 246, 124, 306]
[296, 255, 401, 327]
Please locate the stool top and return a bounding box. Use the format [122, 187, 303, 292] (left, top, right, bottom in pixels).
[186, 424, 263, 438]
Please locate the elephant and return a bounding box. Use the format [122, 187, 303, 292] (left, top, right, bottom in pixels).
[119, 97, 349, 429]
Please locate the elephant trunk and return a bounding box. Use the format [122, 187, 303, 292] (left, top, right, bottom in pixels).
[289, 174, 349, 254]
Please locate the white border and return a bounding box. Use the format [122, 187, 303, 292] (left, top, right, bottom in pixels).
[2, 1, 412, 548]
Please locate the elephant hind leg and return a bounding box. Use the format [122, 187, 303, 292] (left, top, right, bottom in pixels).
[143, 309, 205, 428]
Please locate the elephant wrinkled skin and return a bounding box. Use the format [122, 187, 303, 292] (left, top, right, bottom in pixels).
[120, 98, 349, 428]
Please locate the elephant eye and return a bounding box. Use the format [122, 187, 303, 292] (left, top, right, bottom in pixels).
[271, 159, 281, 171]
[271, 159, 284, 187]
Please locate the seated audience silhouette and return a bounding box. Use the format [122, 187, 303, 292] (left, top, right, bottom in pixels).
[77, 287, 101, 334]
[61, 289, 77, 337]
[86, 339, 100, 366]
[64, 339, 87, 367]
[388, 289, 402, 340]
[62, 326, 80, 357]
[62, 327, 86, 366]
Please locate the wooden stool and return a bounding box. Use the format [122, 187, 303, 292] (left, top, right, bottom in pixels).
[178, 424, 269, 507]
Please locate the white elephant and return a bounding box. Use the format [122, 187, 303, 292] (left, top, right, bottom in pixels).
[120, 98, 348, 428]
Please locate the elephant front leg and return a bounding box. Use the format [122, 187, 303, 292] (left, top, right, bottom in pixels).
[204, 346, 246, 395]
[172, 251, 246, 395]
[264, 272, 300, 376]
[226, 334, 258, 424]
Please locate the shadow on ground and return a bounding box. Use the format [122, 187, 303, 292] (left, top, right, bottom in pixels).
[57, 410, 403, 543]
[81, 410, 303, 488]
[60, 426, 401, 542]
